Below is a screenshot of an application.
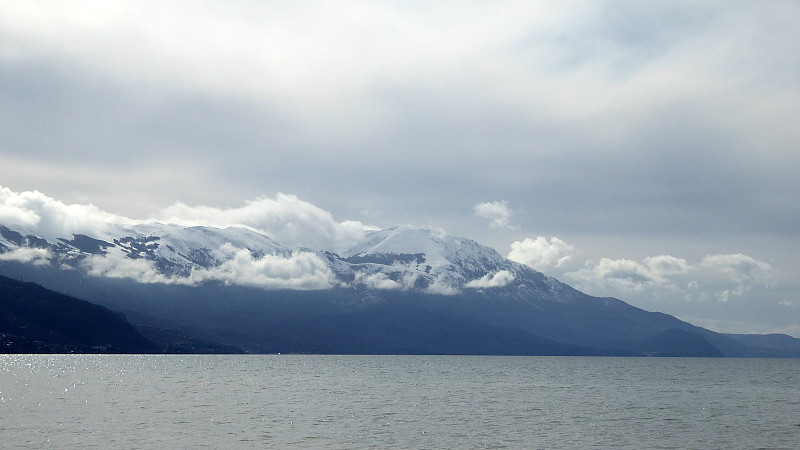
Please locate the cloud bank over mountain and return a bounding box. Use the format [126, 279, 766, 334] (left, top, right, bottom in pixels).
[507, 235, 778, 332]
[0, 186, 372, 251]
[1, 185, 779, 319]
[0, 187, 127, 240]
[185, 245, 335, 290]
[158, 194, 374, 251]
[508, 236, 576, 272]
[0, 187, 362, 290]
[1, 2, 797, 334]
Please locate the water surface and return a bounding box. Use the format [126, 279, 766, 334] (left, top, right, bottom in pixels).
[1, 355, 798, 448]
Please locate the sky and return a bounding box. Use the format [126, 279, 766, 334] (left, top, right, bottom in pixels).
[1, 1, 798, 336]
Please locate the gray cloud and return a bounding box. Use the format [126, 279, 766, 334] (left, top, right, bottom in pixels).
[508, 235, 780, 319]
[0, 1, 798, 334]
[474, 201, 514, 230]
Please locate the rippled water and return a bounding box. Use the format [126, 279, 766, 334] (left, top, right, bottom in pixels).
[1, 355, 799, 448]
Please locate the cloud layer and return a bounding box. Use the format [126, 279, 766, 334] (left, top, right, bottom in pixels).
[187, 244, 335, 290]
[82, 245, 335, 290]
[158, 194, 374, 250]
[0, 2, 797, 333]
[509, 236, 776, 307]
[0, 247, 51, 266]
[0, 186, 128, 241]
[5, 1, 796, 240]
[0, 186, 371, 251]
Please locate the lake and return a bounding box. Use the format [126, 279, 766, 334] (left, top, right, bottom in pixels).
[1, 355, 798, 448]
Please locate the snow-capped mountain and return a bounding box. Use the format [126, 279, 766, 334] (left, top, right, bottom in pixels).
[1, 220, 793, 357]
[0, 221, 573, 298]
[336, 225, 581, 301]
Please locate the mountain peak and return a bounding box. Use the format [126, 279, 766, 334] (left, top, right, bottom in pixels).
[1, 219, 565, 296]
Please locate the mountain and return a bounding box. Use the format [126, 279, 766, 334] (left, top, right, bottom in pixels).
[636, 329, 724, 357]
[1, 222, 797, 356]
[0, 274, 245, 354]
[723, 333, 800, 358]
[0, 274, 157, 353]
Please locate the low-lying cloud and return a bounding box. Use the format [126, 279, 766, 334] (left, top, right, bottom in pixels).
[158, 194, 374, 250]
[82, 244, 335, 290]
[84, 251, 174, 284]
[188, 244, 335, 290]
[509, 236, 775, 304]
[508, 236, 576, 272]
[354, 272, 401, 290]
[0, 186, 371, 251]
[0, 247, 51, 266]
[465, 270, 515, 289]
[425, 276, 460, 295]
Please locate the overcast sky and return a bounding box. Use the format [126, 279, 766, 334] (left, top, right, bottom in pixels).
[1, 1, 798, 336]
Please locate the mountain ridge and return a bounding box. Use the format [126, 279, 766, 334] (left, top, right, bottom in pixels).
[1, 221, 797, 356]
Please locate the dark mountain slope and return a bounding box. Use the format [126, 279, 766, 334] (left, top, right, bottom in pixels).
[636, 328, 724, 357]
[723, 333, 800, 358]
[0, 274, 158, 353]
[230, 298, 634, 355]
[1, 268, 732, 356]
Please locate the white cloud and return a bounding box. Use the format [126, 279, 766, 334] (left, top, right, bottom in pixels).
[474, 201, 514, 230]
[188, 244, 335, 290]
[509, 235, 778, 307]
[565, 254, 690, 295]
[700, 253, 774, 288]
[566, 258, 664, 295]
[0, 186, 128, 241]
[644, 255, 691, 277]
[564, 252, 774, 303]
[508, 236, 576, 271]
[0, 247, 51, 266]
[157, 194, 373, 250]
[84, 251, 175, 284]
[0, 185, 372, 251]
[465, 270, 515, 289]
[0, 186, 367, 290]
[426, 276, 460, 296]
[354, 272, 400, 290]
[82, 243, 336, 290]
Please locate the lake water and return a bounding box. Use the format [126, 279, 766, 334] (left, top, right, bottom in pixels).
[1, 355, 799, 448]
